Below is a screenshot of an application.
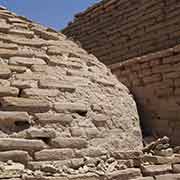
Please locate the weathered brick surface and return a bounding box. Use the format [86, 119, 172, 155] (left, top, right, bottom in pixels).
[35, 149, 74, 161]
[111, 44, 180, 145]
[51, 137, 88, 149]
[63, 0, 180, 66]
[0, 6, 144, 180]
[0, 97, 50, 112]
[0, 138, 48, 151]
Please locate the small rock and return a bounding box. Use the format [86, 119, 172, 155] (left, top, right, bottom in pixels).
[107, 157, 115, 163]
[41, 164, 57, 173]
[154, 148, 173, 157]
[106, 161, 118, 173]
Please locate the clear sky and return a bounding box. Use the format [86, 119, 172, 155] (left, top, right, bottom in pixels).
[0, 0, 100, 30]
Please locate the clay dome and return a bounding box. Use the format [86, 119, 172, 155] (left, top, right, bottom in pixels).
[0, 6, 142, 171]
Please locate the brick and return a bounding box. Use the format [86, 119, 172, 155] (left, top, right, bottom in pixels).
[22, 88, 60, 97]
[15, 72, 49, 80]
[31, 27, 59, 40]
[9, 36, 46, 47]
[0, 111, 30, 124]
[143, 74, 162, 84]
[0, 21, 11, 32]
[54, 102, 88, 113]
[0, 138, 47, 152]
[0, 86, 19, 96]
[106, 168, 141, 180]
[11, 80, 37, 89]
[35, 149, 74, 161]
[27, 160, 71, 171]
[93, 78, 115, 86]
[111, 151, 143, 160]
[68, 173, 99, 180]
[85, 128, 99, 139]
[0, 79, 10, 86]
[172, 164, 180, 173]
[9, 29, 34, 38]
[26, 128, 56, 139]
[131, 177, 154, 180]
[8, 65, 27, 73]
[0, 48, 18, 58]
[70, 127, 86, 137]
[35, 113, 73, 125]
[39, 79, 76, 92]
[0, 97, 50, 112]
[92, 114, 108, 126]
[163, 54, 180, 64]
[8, 17, 26, 23]
[51, 137, 88, 149]
[0, 65, 11, 78]
[9, 56, 46, 67]
[48, 56, 83, 69]
[155, 174, 180, 180]
[143, 155, 180, 165]
[0, 150, 31, 163]
[25, 176, 68, 180]
[0, 42, 18, 49]
[75, 147, 107, 158]
[141, 164, 172, 176]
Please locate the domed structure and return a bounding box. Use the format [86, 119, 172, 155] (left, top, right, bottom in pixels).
[0, 6, 142, 177]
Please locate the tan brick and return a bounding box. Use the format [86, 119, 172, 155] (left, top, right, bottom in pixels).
[0, 97, 50, 112]
[0, 138, 47, 152]
[48, 56, 83, 69]
[9, 56, 46, 67]
[0, 150, 31, 163]
[92, 114, 108, 127]
[32, 26, 59, 40]
[0, 111, 30, 124]
[0, 86, 19, 96]
[8, 65, 27, 73]
[0, 48, 18, 58]
[141, 164, 172, 176]
[54, 102, 88, 113]
[68, 173, 99, 180]
[51, 137, 88, 149]
[11, 80, 37, 89]
[39, 79, 76, 92]
[106, 168, 141, 180]
[155, 174, 180, 180]
[35, 112, 73, 125]
[25, 176, 68, 180]
[75, 147, 107, 158]
[35, 149, 74, 161]
[9, 29, 34, 38]
[22, 88, 59, 97]
[26, 128, 56, 139]
[0, 65, 11, 78]
[111, 151, 143, 160]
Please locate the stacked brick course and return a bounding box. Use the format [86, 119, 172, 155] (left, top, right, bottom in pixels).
[63, 0, 180, 65]
[0, 6, 145, 180]
[111, 44, 180, 146]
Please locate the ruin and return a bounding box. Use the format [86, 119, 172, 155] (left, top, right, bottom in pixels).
[0, 1, 180, 180]
[64, 0, 180, 146]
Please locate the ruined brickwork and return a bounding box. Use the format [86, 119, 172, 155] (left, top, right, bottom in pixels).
[111, 45, 180, 146]
[0, 6, 148, 180]
[63, 0, 180, 65]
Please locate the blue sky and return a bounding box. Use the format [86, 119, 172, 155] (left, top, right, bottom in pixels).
[0, 0, 100, 30]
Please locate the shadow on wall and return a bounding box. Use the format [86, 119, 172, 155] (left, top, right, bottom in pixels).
[111, 44, 180, 146]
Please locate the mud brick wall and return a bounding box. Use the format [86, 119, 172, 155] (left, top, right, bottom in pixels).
[110, 44, 180, 145]
[0, 6, 144, 179]
[63, 0, 180, 65]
